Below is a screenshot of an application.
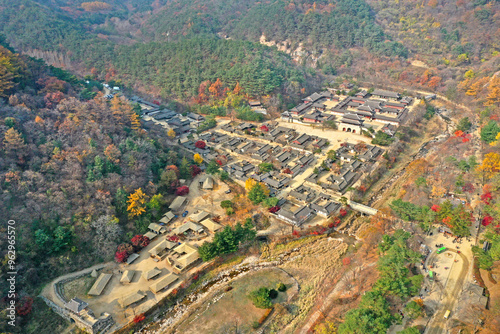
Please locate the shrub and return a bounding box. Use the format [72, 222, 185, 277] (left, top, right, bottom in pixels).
[277, 283, 286, 292]
[220, 200, 233, 208]
[248, 287, 272, 309]
[133, 313, 146, 323]
[269, 289, 278, 299]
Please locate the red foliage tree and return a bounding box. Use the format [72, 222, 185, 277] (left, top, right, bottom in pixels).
[342, 257, 351, 266]
[131, 235, 150, 249]
[195, 140, 206, 149]
[260, 125, 269, 132]
[292, 230, 300, 237]
[191, 165, 202, 177]
[482, 215, 494, 226]
[431, 204, 440, 212]
[44, 91, 65, 108]
[339, 208, 348, 217]
[481, 192, 493, 205]
[16, 296, 33, 316]
[216, 159, 223, 166]
[133, 313, 146, 323]
[115, 250, 129, 263]
[176, 185, 190, 196]
[282, 168, 292, 174]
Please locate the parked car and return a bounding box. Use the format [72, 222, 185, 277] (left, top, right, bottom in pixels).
[182, 210, 189, 217]
[225, 189, 231, 194]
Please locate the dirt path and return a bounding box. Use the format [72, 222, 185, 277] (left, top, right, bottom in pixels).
[425, 250, 469, 334]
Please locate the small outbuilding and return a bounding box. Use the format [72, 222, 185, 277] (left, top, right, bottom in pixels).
[120, 270, 135, 284]
[169, 196, 187, 212]
[120, 290, 146, 308]
[149, 273, 179, 294]
[143, 267, 162, 281]
[88, 273, 113, 296]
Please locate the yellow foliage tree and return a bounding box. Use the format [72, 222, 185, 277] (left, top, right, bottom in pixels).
[477, 152, 500, 179]
[466, 77, 489, 97]
[3, 127, 26, 158]
[127, 188, 149, 217]
[34, 115, 44, 124]
[193, 153, 203, 165]
[484, 76, 500, 106]
[245, 178, 257, 191]
[167, 128, 176, 138]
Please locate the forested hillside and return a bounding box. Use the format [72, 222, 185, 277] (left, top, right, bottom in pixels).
[0, 43, 204, 331]
[368, 0, 500, 66]
[142, 0, 407, 57]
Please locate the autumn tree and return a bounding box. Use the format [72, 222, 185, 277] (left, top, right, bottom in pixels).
[195, 140, 206, 149]
[3, 127, 27, 159]
[193, 153, 203, 165]
[245, 178, 258, 191]
[485, 76, 500, 107]
[104, 144, 121, 163]
[477, 153, 500, 179]
[168, 128, 176, 138]
[127, 188, 149, 218]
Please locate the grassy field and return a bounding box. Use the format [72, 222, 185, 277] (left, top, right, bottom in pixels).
[175, 268, 295, 333]
[62, 275, 95, 301]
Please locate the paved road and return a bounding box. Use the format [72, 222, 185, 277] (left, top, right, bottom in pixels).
[425, 250, 469, 334]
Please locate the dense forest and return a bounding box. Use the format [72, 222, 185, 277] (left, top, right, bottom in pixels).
[142, 0, 408, 57]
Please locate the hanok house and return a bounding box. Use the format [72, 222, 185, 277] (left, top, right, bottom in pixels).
[160, 211, 176, 224]
[149, 273, 179, 294]
[120, 270, 136, 284]
[120, 290, 147, 308]
[148, 222, 167, 235]
[303, 92, 324, 104]
[311, 195, 341, 218]
[189, 210, 210, 223]
[292, 133, 311, 146]
[289, 102, 312, 117]
[327, 170, 359, 194]
[88, 273, 113, 296]
[200, 218, 222, 233]
[168, 243, 200, 273]
[173, 221, 204, 236]
[149, 239, 177, 261]
[277, 205, 314, 226]
[358, 145, 383, 162]
[169, 196, 188, 212]
[303, 111, 326, 123]
[248, 100, 262, 108]
[371, 89, 400, 101]
[187, 112, 205, 122]
[64, 298, 114, 334]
